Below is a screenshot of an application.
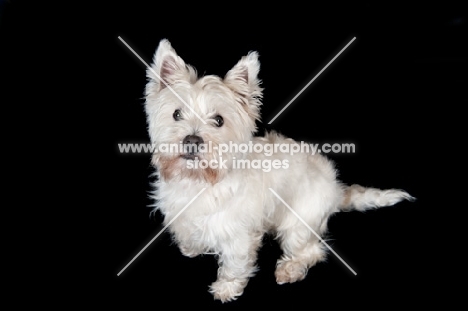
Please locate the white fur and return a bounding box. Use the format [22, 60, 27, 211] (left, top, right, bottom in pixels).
[144, 39, 415, 302]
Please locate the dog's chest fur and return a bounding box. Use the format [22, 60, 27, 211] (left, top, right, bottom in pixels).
[155, 174, 266, 252]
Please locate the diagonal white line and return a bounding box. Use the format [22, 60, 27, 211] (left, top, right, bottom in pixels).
[268, 37, 356, 124]
[268, 188, 357, 275]
[117, 36, 206, 124]
[117, 187, 206, 276]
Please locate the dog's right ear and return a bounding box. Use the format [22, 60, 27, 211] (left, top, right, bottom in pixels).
[146, 39, 196, 95]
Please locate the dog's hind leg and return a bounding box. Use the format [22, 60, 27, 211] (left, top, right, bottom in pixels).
[275, 224, 328, 284]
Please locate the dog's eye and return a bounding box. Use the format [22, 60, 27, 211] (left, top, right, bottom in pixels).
[173, 109, 182, 121]
[214, 115, 224, 127]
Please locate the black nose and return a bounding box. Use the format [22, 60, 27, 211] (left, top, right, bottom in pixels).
[183, 135, 204, 145]
[183, 135, 204, 155]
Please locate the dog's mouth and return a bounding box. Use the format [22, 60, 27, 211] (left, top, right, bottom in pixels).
[180, 154, 199, 160]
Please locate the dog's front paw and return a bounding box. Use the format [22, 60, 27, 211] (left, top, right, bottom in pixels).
[209, 279, 247, 303]
[275, 260, 308, 284]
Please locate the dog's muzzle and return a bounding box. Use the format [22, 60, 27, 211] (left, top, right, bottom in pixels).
[181, 135, 204, 160]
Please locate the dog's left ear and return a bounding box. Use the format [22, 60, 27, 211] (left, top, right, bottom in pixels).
[224, 52, 263, 120]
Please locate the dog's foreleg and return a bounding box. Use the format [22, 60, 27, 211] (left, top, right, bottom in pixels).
[209, 232, 262, 303]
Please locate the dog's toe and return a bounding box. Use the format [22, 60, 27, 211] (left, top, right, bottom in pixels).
[275, 260, 308, 284]
[209, 279, 247, 303]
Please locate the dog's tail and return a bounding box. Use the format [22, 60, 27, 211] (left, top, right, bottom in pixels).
[339, 184, 415, 212]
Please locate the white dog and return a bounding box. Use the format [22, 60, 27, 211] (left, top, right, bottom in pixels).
[144, 39, 414, 302]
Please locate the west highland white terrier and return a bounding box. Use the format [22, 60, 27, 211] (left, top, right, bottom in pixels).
[143, 39, 414, 302]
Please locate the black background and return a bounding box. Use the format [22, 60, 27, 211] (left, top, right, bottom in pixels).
[2, 1, 465, 308]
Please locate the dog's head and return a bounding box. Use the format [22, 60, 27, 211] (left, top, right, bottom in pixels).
[145, 39, 263, 183]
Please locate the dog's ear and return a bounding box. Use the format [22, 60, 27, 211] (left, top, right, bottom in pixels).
[224, 52, 263, 120]
[146, 39, 196, 95]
